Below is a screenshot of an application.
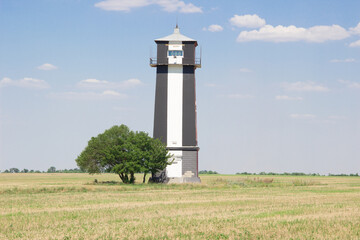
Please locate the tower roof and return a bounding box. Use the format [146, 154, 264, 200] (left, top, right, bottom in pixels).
[155, 26, 196, 42]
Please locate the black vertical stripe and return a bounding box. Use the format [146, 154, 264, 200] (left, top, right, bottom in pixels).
[182, 66, 197, 146]
[153, 65, 168, 144]
[182, 42, 195, 65]
[155, 41, 169, 65]
[182, 151, 198, 175]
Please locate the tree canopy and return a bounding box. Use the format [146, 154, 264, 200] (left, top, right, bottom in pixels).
[76, 125, 171, 184]
[47, 166, 56, 173]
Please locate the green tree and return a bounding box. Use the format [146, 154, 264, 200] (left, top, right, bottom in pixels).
[47, 166, 56, 173]
[76, 125, 171, 184]
[131, 131, 171, 183]
[9, 168, 19, 173]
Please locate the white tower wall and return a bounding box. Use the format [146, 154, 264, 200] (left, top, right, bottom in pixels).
[166, 65, 184, 179]
[167, 65, 183, 148]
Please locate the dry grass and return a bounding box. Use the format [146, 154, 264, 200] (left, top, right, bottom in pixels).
[0, 173, 360, 239]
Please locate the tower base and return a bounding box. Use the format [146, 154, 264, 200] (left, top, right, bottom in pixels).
[167, 168, 201, 183]
[167, 176, 201, 184]
[149, 148, 200, 184]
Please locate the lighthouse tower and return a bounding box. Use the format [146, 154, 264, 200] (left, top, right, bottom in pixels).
[150, 26, 201, 183]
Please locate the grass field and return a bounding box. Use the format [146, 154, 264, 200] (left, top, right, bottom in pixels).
[1, 173, 360, 239]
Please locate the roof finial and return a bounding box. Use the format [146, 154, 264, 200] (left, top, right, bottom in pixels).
[176, 16, 178, 28]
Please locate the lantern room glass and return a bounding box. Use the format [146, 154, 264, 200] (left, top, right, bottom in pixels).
[168, 50, 183, 57]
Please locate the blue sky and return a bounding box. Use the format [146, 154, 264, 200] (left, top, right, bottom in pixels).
[1, 0, 360, 174]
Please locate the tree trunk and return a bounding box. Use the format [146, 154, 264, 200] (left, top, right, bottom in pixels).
[130, 172, 135, 184]
[119, 173, 130, 184]
[119, 173, 125, 183]
[143, 173, 147, 183]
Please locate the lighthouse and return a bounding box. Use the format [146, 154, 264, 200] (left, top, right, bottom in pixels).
[150, 26, 201, 183]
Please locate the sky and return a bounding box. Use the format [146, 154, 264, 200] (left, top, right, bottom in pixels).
[1, 0, 360, 174]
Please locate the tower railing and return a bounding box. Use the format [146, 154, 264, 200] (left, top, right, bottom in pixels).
[150, 58, 157, 67]
[150, 57, 201, 68]
[195, 58, 201, 68]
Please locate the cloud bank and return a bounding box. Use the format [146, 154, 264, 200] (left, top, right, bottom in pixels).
[0, 77, 50, 89]
[237, 24, 350, 43]
[231, 15, 360, 44]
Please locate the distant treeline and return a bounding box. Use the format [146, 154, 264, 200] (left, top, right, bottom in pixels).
[236, 172, 359, 177]
[1, 166, 85, 173]
[1, 168, 359, 177]
[328, 173, 359, 176]
[199, 170, 219, 174]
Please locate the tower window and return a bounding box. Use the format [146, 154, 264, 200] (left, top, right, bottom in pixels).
[168, 50, 183, 57]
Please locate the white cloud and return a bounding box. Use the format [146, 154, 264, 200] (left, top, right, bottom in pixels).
[102, 90, 125, 96]
[48, 78, 141, 100]
[94, 0, 202, 13]
[282, 81, 329, 92]
[349, 22, 360, 35]
[290, 114, 316, 120]
[338, 79, 360, 89]
[77, 78, 142, 89]
[349, 39, 360, 47]
[239, 68, 252, 73]
[275, 95, 303, 101]
[203, 24, 223, 32]
[226, 94, 254, 99]
[0, 77, 50, 89]
[95, 0, 150, 11]
[330, 58, 355, 63]
[230, 14, 266, 28]
[0, 77, 12, 85]
[122, 78, 142, 87]
[77, 78, 109, 88]
[37, 63, 58, 71]
[237, 24, 350, 43]
[48, 90, 127, 100]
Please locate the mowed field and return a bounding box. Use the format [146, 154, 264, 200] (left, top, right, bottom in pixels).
[1, 173, 360, 239]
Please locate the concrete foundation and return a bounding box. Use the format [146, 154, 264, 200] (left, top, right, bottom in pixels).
[167, 176, 201, 184]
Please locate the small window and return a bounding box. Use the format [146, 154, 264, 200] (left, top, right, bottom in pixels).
[168, 50, 183, 57]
